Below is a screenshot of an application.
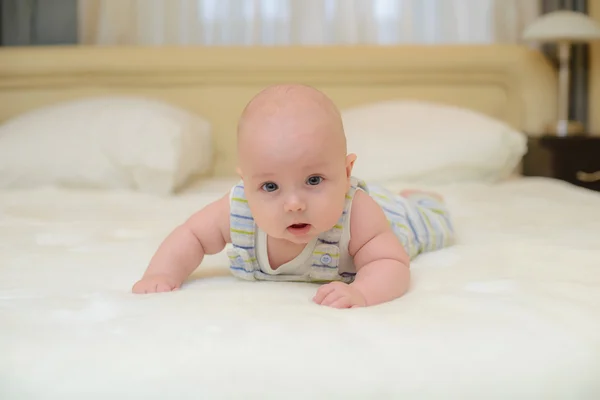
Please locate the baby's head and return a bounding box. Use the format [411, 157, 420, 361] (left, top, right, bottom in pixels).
[236, 84, 356, 244]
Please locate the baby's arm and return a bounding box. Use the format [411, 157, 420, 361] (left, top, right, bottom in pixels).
[132, 193, 231, 294]
[314, 190, 410, 308]
[349, 190, 410, 305]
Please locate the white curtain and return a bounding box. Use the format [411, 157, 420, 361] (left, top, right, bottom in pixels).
[78, 0, 541, 46]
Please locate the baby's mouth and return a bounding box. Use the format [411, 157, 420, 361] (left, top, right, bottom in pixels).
[290, 223, 308, 229]
[287, 223, 311, 235]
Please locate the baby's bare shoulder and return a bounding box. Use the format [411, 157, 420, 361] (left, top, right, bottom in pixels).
[347, 190, 389, 253]
[348, 189, 409, 268]
[184, 192, 232, 244]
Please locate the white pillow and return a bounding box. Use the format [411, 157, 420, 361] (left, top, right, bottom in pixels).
[0, 96, 213, 195]
[341, 100, 527, 185]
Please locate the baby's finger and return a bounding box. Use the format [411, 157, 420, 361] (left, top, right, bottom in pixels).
[313, 283, 337, 303]
[132, 280, 147, 294]
[155, 282, 174, 292]
[328, 297, 353, 309]
[319, 290, 346, 306]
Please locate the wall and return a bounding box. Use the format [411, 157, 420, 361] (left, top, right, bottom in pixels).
[591, 1, 600, 134]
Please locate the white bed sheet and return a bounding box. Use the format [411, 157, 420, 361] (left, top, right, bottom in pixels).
[1, 177, 599, 399]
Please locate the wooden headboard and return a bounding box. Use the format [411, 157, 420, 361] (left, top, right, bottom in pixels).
[0, 44, 557, 177]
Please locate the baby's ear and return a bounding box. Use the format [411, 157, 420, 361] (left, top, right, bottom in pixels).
[236, 167, 246, 184]
[345, 153, 357, 178]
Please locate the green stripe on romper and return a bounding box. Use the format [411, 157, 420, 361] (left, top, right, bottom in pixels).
[420, 211, 435, 251]
[373, 193, 391, 201]
[228, 254, 257, 262]
[230, 228, 253, 235]
[392, 221, 410, 231]
[313, 251, 339, 258]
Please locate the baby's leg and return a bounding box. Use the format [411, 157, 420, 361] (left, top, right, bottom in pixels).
[398, 191, 455, 256]
[366, 183, 454, 258]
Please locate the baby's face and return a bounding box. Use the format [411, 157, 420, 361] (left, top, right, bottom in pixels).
[238, 117, 353, 244]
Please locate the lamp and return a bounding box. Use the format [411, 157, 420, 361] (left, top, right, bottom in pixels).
[522, 10, 600, 136]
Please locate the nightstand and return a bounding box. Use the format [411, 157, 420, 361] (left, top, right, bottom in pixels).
[523, 135, 600, 192]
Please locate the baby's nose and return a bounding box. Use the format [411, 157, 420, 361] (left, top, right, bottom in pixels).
[284, 196, 305, 212]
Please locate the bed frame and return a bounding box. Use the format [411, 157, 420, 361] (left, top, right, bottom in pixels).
[0, 44, 557, 176]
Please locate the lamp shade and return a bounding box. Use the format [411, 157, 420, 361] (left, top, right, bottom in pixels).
[522, 10, 600, 42]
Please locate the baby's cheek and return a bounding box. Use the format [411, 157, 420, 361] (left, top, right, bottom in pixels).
[316, 202, 344, 228]
[254, 206, 283, 230]
[252, 208, 272, 225]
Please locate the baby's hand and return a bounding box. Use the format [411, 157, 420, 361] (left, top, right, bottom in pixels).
[132, 274, 181, 294]
[313, 281, 367, 308]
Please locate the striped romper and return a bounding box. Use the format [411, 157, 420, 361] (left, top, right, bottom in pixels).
[226, 176, 455, 283]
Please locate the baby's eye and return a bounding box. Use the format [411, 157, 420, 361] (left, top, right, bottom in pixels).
[261, 182, 279, 192]
[306, 176, 323, 186]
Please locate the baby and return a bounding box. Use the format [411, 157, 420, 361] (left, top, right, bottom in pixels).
[132, 84, 455, 308]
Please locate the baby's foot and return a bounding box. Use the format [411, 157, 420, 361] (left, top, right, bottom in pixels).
[400, 189, 444, 201]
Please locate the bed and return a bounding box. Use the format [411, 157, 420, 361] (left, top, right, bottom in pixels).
[1, 44, 599, 399]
